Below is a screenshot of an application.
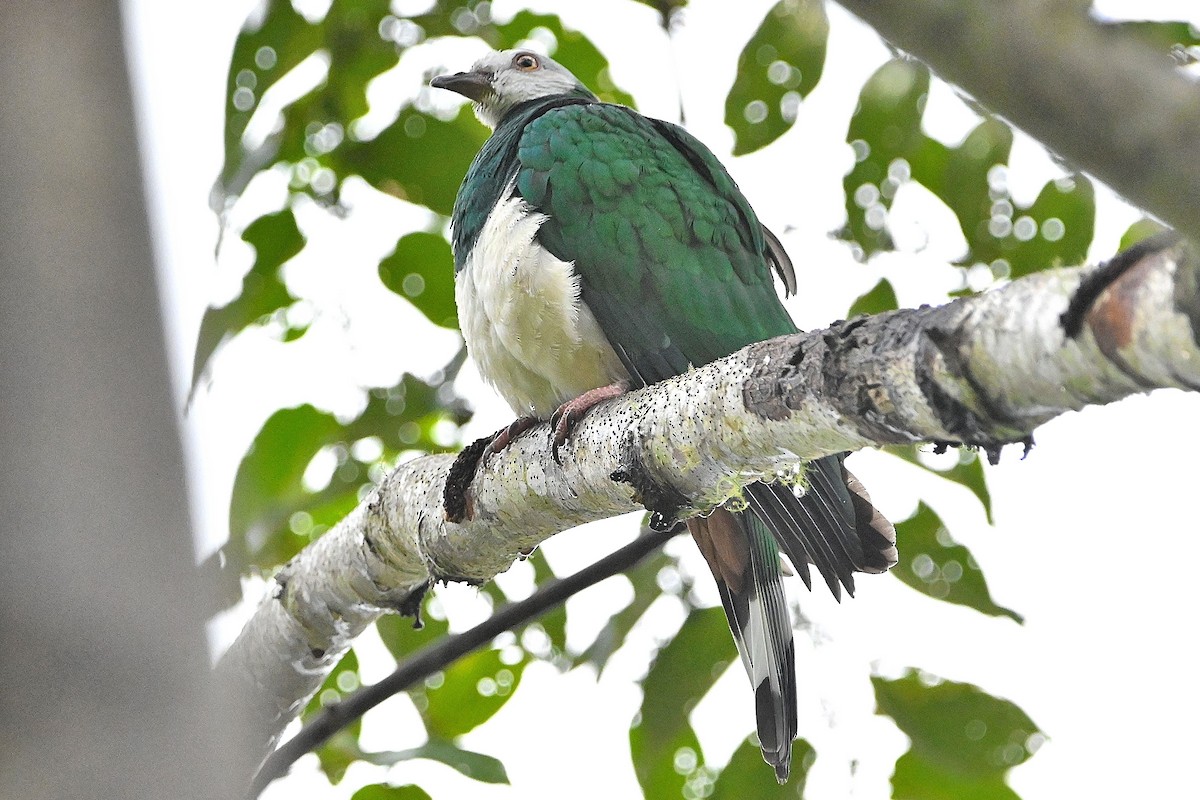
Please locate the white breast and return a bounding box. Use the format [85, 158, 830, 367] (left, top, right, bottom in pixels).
[456, 188, 628, 418]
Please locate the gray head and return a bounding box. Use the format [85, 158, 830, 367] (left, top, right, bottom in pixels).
[431, 49, 597, 129]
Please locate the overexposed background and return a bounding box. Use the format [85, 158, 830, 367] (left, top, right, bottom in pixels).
[123, 1, 1200, 796]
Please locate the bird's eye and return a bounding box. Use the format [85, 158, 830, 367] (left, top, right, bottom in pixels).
[513, 53, 540, 71]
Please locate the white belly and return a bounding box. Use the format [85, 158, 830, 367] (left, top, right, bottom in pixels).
[456, 189, 628, 418]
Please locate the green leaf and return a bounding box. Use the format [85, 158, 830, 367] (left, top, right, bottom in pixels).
[939, 120, 1013, 262]
[630, 0, 688, 20]
[579, 549, 673, 673]
[219, 0, 402, 204]
[323, 0, 398, 123]
[726, 0, 828, 155]
[368, 739, 510, 785]
[874, 672, 1040, 784]
[892, 503, 1022, 623]
[841, 59, 935, 256]
[375, 605, 449, 662]
[219, 372, 468, 593]
[841, 59, 1095, 272]
[1119, 217, 1170, 251]
[192, 209, 305, 388]
[995, 176, 1095, 280]
[220, 1, 321, 192]
[379, 232, 459, 329]
[420, 648, 525, 739]
[711, 736, 814, 799]
[630, 605, 735, 798]
[339, 106, 488, 216]
[227, 404, 345, 572]
[524, 550, 569, 658]
[1103, 20, 1200, 57]
[303, 648, 360, 720]
[847, 277, 898, 318]
[303, 649, 361, 784]
[889, 445, 993, 524]
[891, 750, 1019, 800]
[351, 785, 433, 800]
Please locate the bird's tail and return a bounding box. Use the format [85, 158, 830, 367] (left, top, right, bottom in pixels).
[691, 454, 896, 780]
[689, 509, 797, 782]
[744, 453, 898, 600]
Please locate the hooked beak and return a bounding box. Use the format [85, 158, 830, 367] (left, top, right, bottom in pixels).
[430, 70, 494, 102]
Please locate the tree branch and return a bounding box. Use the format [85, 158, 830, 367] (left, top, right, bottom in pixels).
[249, 525, 676, 796]
[219, 237, 1200, 755]
[833, 0, 1200, 246]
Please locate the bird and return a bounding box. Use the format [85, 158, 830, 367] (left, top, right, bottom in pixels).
[432, 49, 898, 781]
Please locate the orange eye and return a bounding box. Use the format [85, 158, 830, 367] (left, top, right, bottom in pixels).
[513, 53, 539, 71]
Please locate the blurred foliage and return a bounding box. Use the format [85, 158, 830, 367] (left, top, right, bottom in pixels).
[630, 606, 735, 799]
[376, 600, 451, 661]
[351, 785, 432, 800]
[1120, 216, 1171, 250]
[1103, 20, 1200, 67]
[203, 0, 1182, 796]
[875, 672, 1041, 800]
[303, 649, 362, 783]
[841, 59, 1094, 281]
[888, 445, 994, 524]
[848, 277, 898, 317]
[892, 503, 1022, 623]
[726, 0, 828, 155]
[216, 2, 633, 209]
[579, 547, 675, 673]
[361, 739, 510, 784]
[209, 376, 468, 602]
[378, 232, 458, 329]
[419, 647, 526, 738]
[319, 735, 511, 786]
[193, 209, 306, 387]
[710, 736, 815, 798]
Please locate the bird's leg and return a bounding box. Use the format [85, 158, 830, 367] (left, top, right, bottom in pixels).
[443, 415, 540, 522]
[549, 382, 628, 464]
[446, 382, 626, 520]
[485, 415, 542, 458]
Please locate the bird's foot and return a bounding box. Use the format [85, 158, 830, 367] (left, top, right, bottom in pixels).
[484, 415, 541, 459]
[549, 382, 628, 464]
[444, 416, 540, 523]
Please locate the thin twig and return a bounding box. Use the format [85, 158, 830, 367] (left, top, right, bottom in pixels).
[249, 524, 678, 797]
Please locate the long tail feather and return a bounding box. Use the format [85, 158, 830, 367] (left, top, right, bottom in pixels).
[689, 454, 897, 781]
[690, 510, 797, 782]
[746, 453, 898, 599]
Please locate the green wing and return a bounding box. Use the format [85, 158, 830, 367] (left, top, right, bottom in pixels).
[513, 103, 796, 384]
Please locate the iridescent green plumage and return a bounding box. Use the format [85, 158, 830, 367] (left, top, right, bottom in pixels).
[516, 102, 796, 381]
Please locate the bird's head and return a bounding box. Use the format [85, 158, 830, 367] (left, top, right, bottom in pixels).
[431, 49, 597, 129]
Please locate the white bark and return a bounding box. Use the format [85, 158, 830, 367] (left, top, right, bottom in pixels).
[221, 237, 1200, 746]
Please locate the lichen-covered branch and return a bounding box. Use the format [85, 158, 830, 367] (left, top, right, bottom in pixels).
[220, 237, 1199, 750]
[833, 0, 1200, 247]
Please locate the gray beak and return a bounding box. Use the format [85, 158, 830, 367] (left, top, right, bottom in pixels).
[430, 70, 493, 102]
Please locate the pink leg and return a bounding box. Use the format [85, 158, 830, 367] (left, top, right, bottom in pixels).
[549, 382, 628, 464]
[483, 415, 540, 459]
[444, 416, 540, 522]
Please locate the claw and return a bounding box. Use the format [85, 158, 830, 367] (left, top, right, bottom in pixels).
[443, 415, 540, 523]
[484, 415, 540, 460]
[548, 382, 628, 464]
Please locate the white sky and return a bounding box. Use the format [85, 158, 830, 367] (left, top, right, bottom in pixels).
[123, 1, 1200, 797]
